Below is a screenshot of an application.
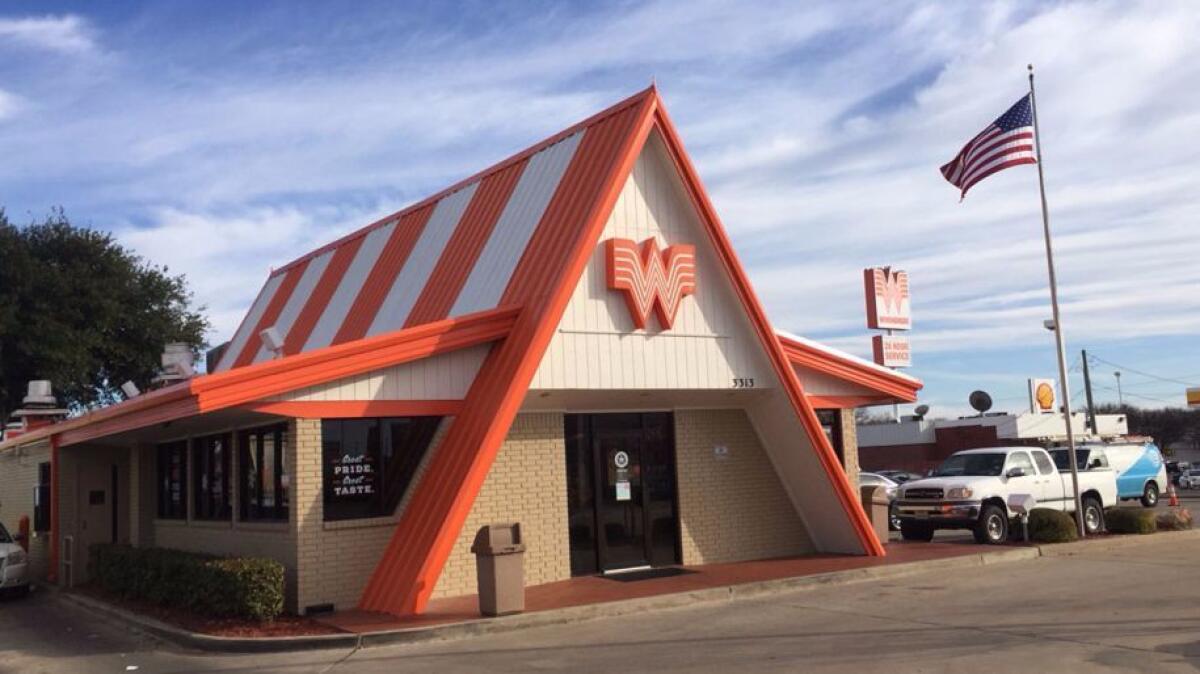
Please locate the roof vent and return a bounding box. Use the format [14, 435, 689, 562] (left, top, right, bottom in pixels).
[8, 380, 69, 433]
[152, 343, 196, 386]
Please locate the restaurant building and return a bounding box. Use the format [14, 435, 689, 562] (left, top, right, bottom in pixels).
[0, 87, 919, 617]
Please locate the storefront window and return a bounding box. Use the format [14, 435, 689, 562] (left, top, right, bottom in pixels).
[157, 440, 188, 520]
[240, 424, 289, 522]
[192, 433, 232, 520]
[33, 462, 50, 533]
[321, 417, 442, 521]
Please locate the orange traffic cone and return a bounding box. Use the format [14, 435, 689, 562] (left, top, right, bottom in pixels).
[1169, 483, 1179, 507]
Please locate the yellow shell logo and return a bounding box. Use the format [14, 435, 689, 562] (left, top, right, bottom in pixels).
[1035, 382, 1055, 411]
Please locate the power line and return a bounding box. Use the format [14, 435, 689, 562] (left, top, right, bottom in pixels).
[1087, 354, 1198, 388]
[1092, 383, 1177, 406]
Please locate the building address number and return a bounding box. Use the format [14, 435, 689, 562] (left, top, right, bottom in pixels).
[732, 377, 756, 389]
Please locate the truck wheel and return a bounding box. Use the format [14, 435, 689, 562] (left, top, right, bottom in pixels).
[1082, 496, 1104, 534]
[1141, 482, 1159, 508]
[973, 504, 1008, 544]
[900, 520, 934, 541]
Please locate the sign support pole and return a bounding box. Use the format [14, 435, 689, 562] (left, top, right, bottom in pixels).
[1029, 64, 1085, 537]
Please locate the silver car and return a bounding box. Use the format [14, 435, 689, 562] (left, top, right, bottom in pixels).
[859, 472, 901, 530]
[0, 522, 29, 597]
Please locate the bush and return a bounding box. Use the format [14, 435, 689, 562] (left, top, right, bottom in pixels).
[1026, 508, 1078, 543]
[90, 545, 284, 621]
[1156, 507, 1194, 531]
[1104, 508, 1157, 535]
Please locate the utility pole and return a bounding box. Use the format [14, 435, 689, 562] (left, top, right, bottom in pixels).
[1081, 349, 1097, 435]
[1114, 371, 1123, 408]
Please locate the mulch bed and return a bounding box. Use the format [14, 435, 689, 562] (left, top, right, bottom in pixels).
[74, 585, 344, 638]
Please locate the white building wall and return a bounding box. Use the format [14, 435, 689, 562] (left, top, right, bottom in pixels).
[266, 344, 491, 402]
[531, 131, 770, 391]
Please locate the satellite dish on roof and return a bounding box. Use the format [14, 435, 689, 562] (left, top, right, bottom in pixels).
[914, 404, 930, 419]
[969, 390, 993, 416]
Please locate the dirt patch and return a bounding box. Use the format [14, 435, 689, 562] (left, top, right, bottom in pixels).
[74, 585, 344, 638]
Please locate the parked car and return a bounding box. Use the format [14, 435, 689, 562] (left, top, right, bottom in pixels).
[1167, 461, 1192, 487]
[1180, 469, 1200, 490]
[895, 447, 1118, 545]
[1049, 442, 1167, 507]
[0, 522, 29, 597]
[875, 470, 924, 484]
[859, 472, 901, 530]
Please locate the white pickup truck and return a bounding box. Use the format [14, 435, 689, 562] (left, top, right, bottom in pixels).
[895, 446, 1118, 544]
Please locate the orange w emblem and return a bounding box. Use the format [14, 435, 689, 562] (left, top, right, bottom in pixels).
[605, 238, 697, 330]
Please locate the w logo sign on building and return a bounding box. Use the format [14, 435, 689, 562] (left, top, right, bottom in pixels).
[605, 237, 697, 329]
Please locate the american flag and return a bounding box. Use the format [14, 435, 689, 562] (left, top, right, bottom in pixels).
[940, 93, 1036, 199]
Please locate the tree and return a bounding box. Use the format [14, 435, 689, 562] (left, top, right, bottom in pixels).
[0, 209, 209, 419]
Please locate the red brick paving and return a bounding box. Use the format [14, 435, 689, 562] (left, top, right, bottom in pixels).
[316, 541, 989, 635]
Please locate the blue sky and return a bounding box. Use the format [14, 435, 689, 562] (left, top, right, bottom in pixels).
[2, 1, 1198, 417]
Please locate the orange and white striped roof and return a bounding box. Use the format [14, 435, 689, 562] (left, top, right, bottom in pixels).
[215, 92, 647, 372]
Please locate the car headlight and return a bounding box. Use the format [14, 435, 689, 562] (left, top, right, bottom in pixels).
[946, 487, 974, 500]
[6, 549, 26, 566]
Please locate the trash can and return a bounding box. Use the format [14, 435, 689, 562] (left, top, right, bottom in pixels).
[860, 485, 891, 541]
[471, 523, 527, 616]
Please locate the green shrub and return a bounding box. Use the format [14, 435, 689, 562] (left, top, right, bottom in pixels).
[1027, 508, 1078, 543]
[89, 545, 284, 621]
[1104, 507, 1157, 535]
[1156, 507, 1194, 531]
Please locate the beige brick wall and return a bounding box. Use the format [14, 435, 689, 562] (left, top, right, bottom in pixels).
[293, 417, 454, 613]
[674, 408, 813, 563]
[0, 441, 52, 581]
[432, 412, 571, 599]
[840, 408, 860, 490]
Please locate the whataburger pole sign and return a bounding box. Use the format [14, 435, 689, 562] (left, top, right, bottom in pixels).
[864, 267, 911, 368]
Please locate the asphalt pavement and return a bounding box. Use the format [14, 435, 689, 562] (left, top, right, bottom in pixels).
[3, 534, 1200, 673]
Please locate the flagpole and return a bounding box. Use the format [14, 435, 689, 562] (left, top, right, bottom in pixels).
[1028, 64, 1085, 537]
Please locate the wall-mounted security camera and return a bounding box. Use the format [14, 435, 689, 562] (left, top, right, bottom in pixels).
[120, 381, 141, 399]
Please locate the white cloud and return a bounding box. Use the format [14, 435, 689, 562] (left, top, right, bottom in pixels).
[0, 89, 19, 120]
[2, 0, 1198, 408]
[0, 15, 95, 53]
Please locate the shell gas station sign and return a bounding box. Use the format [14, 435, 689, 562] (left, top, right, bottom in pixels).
[1188, 388, 1200, 408]
[1029, 378, 1058, 414]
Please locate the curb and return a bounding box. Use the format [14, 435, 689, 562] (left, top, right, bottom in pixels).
[55, 546, 1041, 653]
[58, 592, 361, 654]
[1034, 527, 1200, 557]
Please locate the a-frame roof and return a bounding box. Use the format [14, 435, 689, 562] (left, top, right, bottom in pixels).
[214, 88, 658, 372]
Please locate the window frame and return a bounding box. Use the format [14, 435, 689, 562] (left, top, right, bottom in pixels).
[1032, 450, 1055, 475]
[239, 424, 289, 522]
[191, 433, 233, 521]
[156, 440, 189, 520]
[1007, 451, 1035, 476]
[33, 462, 50, 533]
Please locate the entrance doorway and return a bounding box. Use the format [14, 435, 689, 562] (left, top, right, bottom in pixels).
[565, 412, 680, 575]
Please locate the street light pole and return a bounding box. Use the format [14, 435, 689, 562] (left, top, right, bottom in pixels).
[1115, 371, 1123, 408]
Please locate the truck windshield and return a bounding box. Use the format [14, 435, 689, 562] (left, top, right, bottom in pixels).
[1049, 449, 1093, 471]
[933, 453, 1006, 477]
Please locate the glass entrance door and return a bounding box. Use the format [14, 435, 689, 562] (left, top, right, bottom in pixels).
[565, 412, 679, 575]
[593, 418, 647, 571]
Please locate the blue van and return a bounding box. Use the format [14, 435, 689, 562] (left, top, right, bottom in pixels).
[1049, 442, 1166, 507]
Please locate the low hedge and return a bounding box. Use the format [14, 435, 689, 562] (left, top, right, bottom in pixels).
[90, 544, 284, 621]
[1027, 508, 1079, 543]
[1156, 507, 1194, 531]
[1104, 508, 1157, 535]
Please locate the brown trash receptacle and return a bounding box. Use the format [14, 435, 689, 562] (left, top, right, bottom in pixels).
[860, 486, 891, 542]
[471, 523, 527, 616]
